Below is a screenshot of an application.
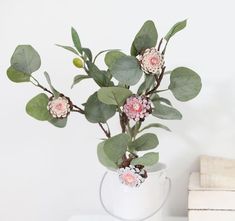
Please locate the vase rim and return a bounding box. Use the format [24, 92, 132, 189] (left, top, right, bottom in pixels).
[107, 162, 167, 175]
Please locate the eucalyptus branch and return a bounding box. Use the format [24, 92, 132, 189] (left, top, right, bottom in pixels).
[145, 66, 166, 96]
[72, 104, 85, 114]
[71, 108, 110, 138]
[133, 121, 141, 140]
[157, 38, 163, 51]
[31, 76, 85, 115]
[106, 122, 111, 137]
[30, 76, 53, 96]
[162, 41, 168, 55]
[98, 123, 111, 138]
[119, 114, 126, 133]
[126, 122, 132, 139]
[156, 89, 169, 93]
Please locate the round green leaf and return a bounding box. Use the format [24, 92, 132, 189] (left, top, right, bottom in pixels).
[152, 102, 182, 120]
[131, 152, 159, 166]
[103, 133, 130, 163]
[169, 67, 202, 102]
[150, 94, 172, 106]
[85, 92, 116, 123]
[7, 66, 30, 83]
[97, 87, 132, 106]
[49, 118, 67, 128]
[105, 51, 126, 68]
[131, 20, 158, 56]
[26, 93, 51, 121]
[110, 56, 143, 86]
[10, 45, 41, 74]
[97, 141, 118, 169]
[129, 133, 159, 151]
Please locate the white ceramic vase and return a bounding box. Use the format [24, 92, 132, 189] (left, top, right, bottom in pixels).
[99, 163, 171, 221]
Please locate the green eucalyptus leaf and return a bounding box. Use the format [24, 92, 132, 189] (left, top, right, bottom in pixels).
[103, 133, 131, 163]
[82, 48, 92, 61]
[138, 75, 155, 94]
[131, 152, 159, 166]
[152, 102, 182, 120]
[150, 94, 172, 106]
[157, 97, 172, 106]
[71, 75, 91, 88]
[165, 19, 187, 42]
[49, 117, 67, 128]
[169, 67, 202, 102]
[11, 45, 41, 74]
[26, 93, 51, 121]
[71, 27, 82, 54]
[97, 141, 118, 169]
[104, 70, 112, 80]
[129, 133, 159, 151]
[55, 44, 79, 55]
[110, 56, 143, 86]
[94, 49, 121, 63]
[87, 61, 113, 87]
[105, 51, 126, 68]
[97, 87, 132, 106]
[44, 72, 60, 97]
[84, 92, 116, 123]
[131, 20, 158, 56]
[139, 123, 171, 132]
[7, 66, 30, 83]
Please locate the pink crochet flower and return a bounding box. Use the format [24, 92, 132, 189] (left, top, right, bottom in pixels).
[118, 165, 146, 187]
[123, 95, 151, 121]
[47, 95, 72, 118]
[137, 47, 164, 75]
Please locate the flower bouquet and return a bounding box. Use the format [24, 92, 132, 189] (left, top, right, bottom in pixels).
[6, 19, 201, 188]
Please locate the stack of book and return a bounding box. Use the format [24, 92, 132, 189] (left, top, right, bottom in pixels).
[188, 156, 235, 221]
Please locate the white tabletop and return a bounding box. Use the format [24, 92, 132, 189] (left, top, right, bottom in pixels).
[68, 215, 187, 221]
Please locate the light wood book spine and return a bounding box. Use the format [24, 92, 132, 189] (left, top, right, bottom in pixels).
[200, 155, 235, 188]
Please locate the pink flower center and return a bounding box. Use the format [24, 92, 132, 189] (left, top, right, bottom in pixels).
[150, 56, 160, 65]
[122, 173, 136, 184]
[55, 103, 64, 111]
[131, 102, 142, 112]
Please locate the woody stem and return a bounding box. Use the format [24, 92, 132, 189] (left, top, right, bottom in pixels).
[145, 66, 166, 95]
[98, 123, 111, 138]
[30, 76, 53, 96]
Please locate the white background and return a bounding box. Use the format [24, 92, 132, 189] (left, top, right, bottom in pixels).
[0, 0, 235, 220]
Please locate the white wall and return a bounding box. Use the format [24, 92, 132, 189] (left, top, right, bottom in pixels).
[0, 0, 235, 220]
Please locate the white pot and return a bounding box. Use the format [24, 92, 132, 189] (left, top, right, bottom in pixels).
[99, 163, 171, 221]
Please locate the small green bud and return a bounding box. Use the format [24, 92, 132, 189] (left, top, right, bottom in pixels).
[73, 58, 84, 68]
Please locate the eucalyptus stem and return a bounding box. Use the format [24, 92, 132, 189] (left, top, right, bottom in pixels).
[126, 122, 132, 139]
[156, 89, 169, 93]
[98, 123, 111, 138]
[30, 76, 53, 96]
[157, 38, 163, 51]
[133, 121, 141, 140]
[106, 122, 111, 137]
[30, 71, 111, 139]
[119, 114, 126, 133]
[145, 66, 166, 96]
[73, 104, 85, 114]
